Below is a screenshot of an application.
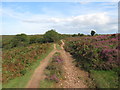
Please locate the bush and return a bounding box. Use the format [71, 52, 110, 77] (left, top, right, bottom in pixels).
[29, 36, 45, 44]
[11, 33, 29, 48]
[43, 30, 61, 43]
[29, 36, 38, 44]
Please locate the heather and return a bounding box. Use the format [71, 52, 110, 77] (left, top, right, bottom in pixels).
[40, 52, 64, 88]
[45, 52, 63, 82]
[64, 34, 119, 88]
[64, 34, 119, 71]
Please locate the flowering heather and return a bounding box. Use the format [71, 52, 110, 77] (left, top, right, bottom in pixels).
[100, 49, 118, 62]
[50, 74, 59, 82]
[45, 52, 63, 83]
[53, 56, 63, 63]
[64, 34, 119, 71]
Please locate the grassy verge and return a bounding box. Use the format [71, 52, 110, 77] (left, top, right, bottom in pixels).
[90, 70, 118, 88]
[40, 52, 64, 88]
[56, 44, 61, 50]
[39, 79, 54, 88]
[3, 44, 54, 88]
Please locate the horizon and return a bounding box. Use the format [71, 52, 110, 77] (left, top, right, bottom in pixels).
[1, 2, 118, 35]
[1, 31, 118, 36]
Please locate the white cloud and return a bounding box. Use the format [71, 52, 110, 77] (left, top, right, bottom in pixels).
[23, 12, 110, 25]
[21, 12, 117, 34]
[2, 7, 118, 34]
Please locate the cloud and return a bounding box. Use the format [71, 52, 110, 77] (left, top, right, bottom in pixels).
[21, 12, 117, 34]
[23, 12, 110, 24]
[2, 3, 118, 35]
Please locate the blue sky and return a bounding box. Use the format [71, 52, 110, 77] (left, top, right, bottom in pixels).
[1, 2, 118, 35]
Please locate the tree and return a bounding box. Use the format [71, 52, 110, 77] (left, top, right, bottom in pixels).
[43, 30, 61, 43]
[91, 30, 96, 36]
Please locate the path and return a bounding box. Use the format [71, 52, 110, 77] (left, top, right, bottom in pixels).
[26, 44, 57, 88]
[57, 40, 88, 88]
[26, 40, 89, 88]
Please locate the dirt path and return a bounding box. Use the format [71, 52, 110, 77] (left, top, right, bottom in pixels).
[57, 40, 88, 88]
[26, 44, 57, 88]
[26, 40, 89, 88]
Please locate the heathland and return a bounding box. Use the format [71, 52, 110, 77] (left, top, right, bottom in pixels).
[2, 30, 119, 88]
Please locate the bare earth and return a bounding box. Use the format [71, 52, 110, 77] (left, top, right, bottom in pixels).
[26, 40, 89, 88]
[57, 40, 88, 88]
[26, 44, 57, 88]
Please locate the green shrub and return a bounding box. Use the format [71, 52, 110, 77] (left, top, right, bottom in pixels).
[11, 33, 29, 48]
[43, 30, 61, 43]
[20, 70, 27, 75]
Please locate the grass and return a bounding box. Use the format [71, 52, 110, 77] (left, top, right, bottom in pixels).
[3, 43, 54, 88]
[56, 44, 61, 50]
[39, 79, 54, 88]
[90, 70, 118, 88]
[39, 52, 64, 88]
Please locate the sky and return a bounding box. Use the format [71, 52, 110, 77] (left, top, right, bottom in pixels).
[1, 2, 118, 35]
